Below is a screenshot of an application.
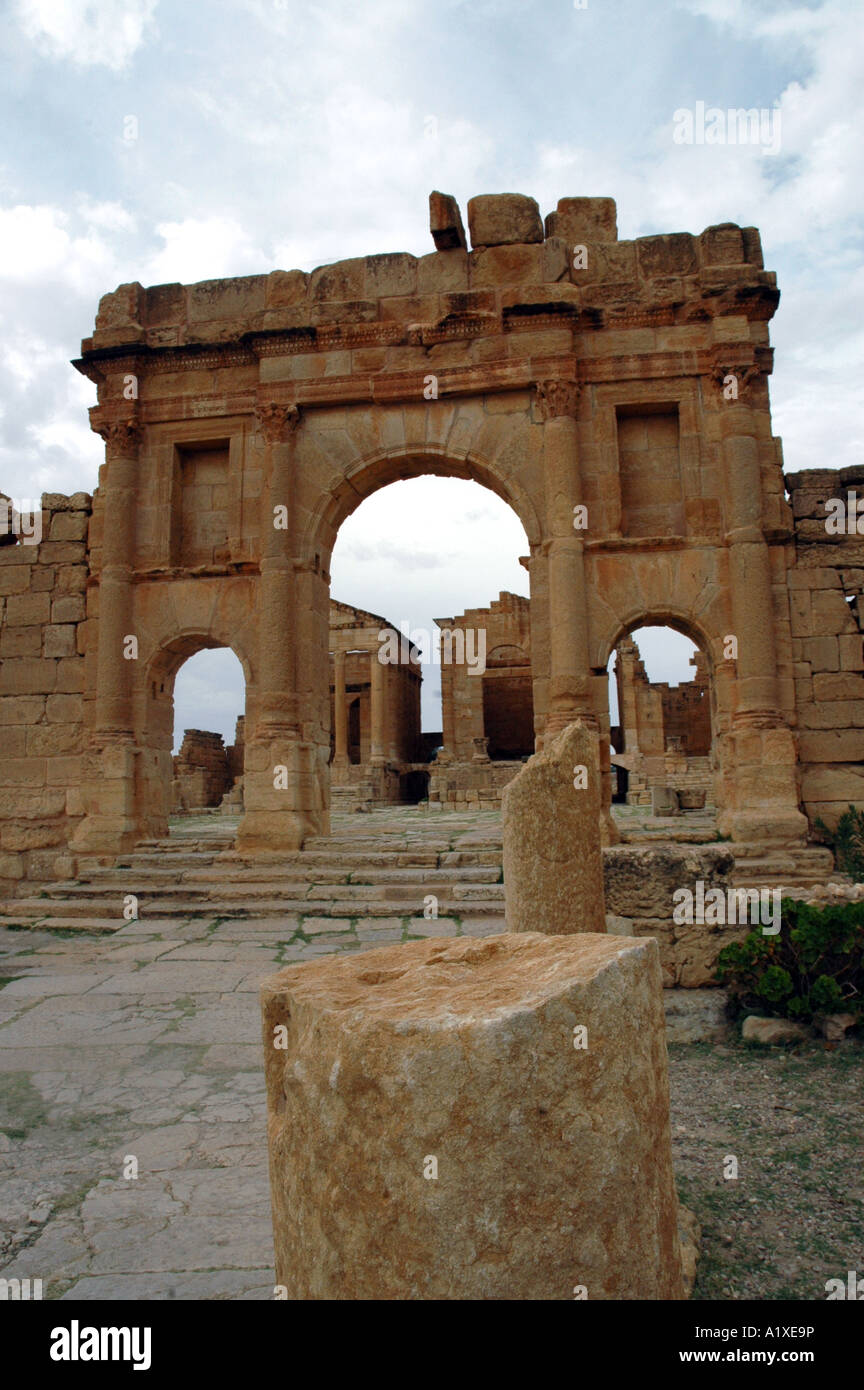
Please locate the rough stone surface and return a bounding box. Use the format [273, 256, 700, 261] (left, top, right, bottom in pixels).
[741, 1015, 809, 1045]
[261, 930, 685, 1300]
[663, 988, 729, 1044]
[502, 720, 606, 934]
[429, 190, 467, 250]
[814, 1012, 859, 1042]
[466, 193, 544, 247]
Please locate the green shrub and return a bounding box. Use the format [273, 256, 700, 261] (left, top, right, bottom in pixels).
[815, 805, 864, 882]
[715, 898, 864, 1024]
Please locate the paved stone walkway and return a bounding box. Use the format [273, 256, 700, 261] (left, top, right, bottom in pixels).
[0, 808, 504, 1300]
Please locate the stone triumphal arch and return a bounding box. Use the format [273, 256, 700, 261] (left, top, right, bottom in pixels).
[7, 190, 862, 890]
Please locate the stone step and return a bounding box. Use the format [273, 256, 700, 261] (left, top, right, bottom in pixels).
[0, 914, 122, 933]
[0, 895, 505, 922]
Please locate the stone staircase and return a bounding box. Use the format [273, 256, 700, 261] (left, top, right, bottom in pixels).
[0, 806, 839, 934]
[0, 824, 506, 933]
[724, 842, 836, 891]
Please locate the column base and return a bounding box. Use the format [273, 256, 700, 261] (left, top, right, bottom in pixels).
[715, 723, 809, 847]
[69, 738, 141, 857]
[237, 732, 329, 853]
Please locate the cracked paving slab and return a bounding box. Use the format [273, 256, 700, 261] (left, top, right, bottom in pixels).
[0, 806, 503, 1298]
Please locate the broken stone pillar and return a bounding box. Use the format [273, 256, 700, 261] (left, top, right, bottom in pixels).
[502, 720, 606, 934]
[261, 932, 685, 1300]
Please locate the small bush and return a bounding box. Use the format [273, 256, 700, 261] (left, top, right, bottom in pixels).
[715, 898, 864, 1024]
[815, 804, 864, 882]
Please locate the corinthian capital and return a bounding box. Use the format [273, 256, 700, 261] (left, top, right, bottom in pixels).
[256, 403, 301, 443]
[95, 418, 142, 452]
[710, 355, 762, 404]
[535, 379, 581, 421]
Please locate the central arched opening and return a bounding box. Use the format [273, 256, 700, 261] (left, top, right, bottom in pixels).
[323, 466, 533, 812]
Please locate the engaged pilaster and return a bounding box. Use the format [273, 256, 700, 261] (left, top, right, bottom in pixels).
[535, 379, 595, 737]
[70, 415, 141, 854]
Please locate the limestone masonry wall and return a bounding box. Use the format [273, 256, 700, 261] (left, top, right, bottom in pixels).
[787, 467, 864, 829]
[0, 493, 91, 894]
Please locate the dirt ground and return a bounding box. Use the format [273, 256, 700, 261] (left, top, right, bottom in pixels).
[668, 1039, 864, 1301]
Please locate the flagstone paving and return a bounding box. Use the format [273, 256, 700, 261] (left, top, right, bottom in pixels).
[0, 804, 850, 1300]
[0, 807, 505, 1300]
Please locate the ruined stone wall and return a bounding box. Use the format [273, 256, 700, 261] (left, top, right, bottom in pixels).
[172, 729, 231, 811]
[787, 467, 864, 829]
[0, 493, 91, 893]
[438, 592, 531, 761]
[226, 715, 245, 782]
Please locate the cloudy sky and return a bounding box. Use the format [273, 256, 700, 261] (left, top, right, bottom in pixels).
[1, 0, 860, 742]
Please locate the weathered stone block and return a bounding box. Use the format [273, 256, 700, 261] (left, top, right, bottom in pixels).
[698, 224, 745, 265]
[261, 931, 685, 1300]
[417, 249, 469, 294]
[502, 720, 605, 934]
[467, 194, 544, 248]
[365, 252, 418, 299]
[0, 566, 32, 596]
[429, 192, 467, 251]
[187, 275, 266, 322]
[544, 196, 618, 244]
[0, 657, 57, 694]
[49, 511, 89, 542]
[266, 270, 309, 308]
[43, 624, 77, 657]
[0, 626, 41, 657]
[50, 595, 86, 624]
[636, 233, 699, 278]
[5, 592, 50, 626]
[604, 845, 735, 920]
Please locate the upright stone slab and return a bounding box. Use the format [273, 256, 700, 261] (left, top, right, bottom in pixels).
[502, 719, 606, 934]
[261, 932, 685, 1300]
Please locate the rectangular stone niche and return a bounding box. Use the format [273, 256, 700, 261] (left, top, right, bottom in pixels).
[261, 932, 685, 1300]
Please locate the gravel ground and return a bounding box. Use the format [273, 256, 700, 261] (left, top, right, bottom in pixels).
[669, 1039, 864, 1301]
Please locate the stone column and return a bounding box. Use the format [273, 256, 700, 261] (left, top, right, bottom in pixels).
[71, 417, 141, 854]
[536, 380, 594, 738]
[536, 381, 615, 842]
[713, 358, 807, 844]
[616, 639, 641, 754]
[239, 404, 326, 852]
[369, 642, 386, 765]
[332, 649, 348, 766]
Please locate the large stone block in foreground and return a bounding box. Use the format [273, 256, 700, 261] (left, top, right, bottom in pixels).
[502, 719, 606, 934]
[261, 932, 685, 1300]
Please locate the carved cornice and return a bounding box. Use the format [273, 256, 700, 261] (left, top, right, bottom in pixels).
[256, 403, 301, 443]
[534, 379, 582, 420]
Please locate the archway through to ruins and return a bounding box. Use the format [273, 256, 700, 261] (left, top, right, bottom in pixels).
[138, 634, 251, 840]
[601, 619, 717, 818]
[320, 457, 535, 810]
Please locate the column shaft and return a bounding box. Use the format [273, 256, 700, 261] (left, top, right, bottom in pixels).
[94, 422, 139, 737]
[333, 650, 348, 762]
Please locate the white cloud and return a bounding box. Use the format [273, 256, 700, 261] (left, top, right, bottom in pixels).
[145, 217, 270, 285]
[15, 0, 158, 70]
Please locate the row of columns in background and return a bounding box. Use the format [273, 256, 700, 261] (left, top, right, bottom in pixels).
[332, 648, 387, 765]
